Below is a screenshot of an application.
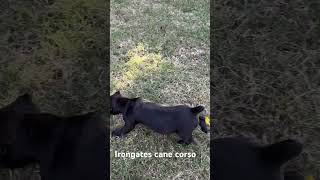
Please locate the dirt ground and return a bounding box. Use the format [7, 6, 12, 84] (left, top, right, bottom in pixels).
[0, 0, 108, 179]
[212, 0, 320, 179]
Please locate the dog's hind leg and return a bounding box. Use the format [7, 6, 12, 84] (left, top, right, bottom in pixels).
[177, 131, 193, 145]
[177, 138, 193, 145]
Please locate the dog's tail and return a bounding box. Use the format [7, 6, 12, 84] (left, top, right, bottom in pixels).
[198, 116, 208, 133]
[191, 106, 204, 114]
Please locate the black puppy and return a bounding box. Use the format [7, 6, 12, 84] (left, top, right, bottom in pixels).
[110, 91, 207, 144]
[0, 94, 40, 169]
[0, 94, 108, 180]
[211, 137, 303, 180]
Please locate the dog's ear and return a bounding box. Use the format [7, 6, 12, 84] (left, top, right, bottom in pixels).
[16, 93, 32, 103]
[111, 91, 121, 97]
[115, 91, 121, 96]
[5, 93, 34, 110]
[259, 139, 302, 166]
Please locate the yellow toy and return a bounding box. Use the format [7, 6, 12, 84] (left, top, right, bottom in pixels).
[205, 116, 210, 126]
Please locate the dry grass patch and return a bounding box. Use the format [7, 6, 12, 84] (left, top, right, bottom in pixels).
[212, 0, 320, 178]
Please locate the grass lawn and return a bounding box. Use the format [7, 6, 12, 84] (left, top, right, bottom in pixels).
[0, 0, 107, 179]
[110, 0, 210, 179]
[212, 0, 320, 179]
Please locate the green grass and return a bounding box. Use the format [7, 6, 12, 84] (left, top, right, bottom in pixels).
[110, 0, 210, 179]
[0, 0, 108, 114]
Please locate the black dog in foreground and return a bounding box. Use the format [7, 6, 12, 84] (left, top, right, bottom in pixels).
[110, 91, 208, 144]
[211, 137, 303, 180]
[0, 94, 108, 180]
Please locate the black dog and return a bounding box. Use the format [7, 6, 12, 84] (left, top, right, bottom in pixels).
[110, 91, 207, 144]
[0, 94, 40, 169]
[0, 94, 108, 180]
[211, 137, 303, 180]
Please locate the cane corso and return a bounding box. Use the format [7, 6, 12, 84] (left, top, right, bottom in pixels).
[0, 94, 108, 180]
[110, 91, 208, 144]
[211, 137, 303, 180]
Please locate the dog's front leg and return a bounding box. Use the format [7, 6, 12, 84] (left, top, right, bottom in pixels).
[112, 121, 135, 137]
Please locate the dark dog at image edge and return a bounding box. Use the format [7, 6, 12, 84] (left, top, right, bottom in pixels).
[0, 94, 108, 180]
[110, 91, 208, 145]
[211, 137, 304, 180]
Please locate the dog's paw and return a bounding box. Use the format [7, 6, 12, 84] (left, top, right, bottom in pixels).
[178, 139, 193, 145]
[112, 129, 122, 137]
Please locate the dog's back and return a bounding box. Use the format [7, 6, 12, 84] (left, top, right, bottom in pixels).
[131, 100, 203, 134]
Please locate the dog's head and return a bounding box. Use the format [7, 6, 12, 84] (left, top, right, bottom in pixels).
[110, 91, 123, 115]
[0, 94, 38, 144]
[0, 94, 39, 169]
